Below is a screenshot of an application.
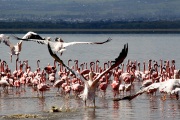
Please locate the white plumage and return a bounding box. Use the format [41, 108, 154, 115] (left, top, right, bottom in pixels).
[13, 31, 112, 55]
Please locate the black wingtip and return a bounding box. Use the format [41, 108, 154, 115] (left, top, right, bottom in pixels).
[11, 34, 21, 40]
[114, 43, 128, 63]
[107, 37, 112, 42]
[113, 95, 133, 101]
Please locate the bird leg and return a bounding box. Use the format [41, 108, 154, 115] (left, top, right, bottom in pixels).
[93, 98, 95, 107]
[85, 100, 87, 107]
[176, 93, 179, 100]
[10, 54, 12, 63]
[17, 54, 19, 61]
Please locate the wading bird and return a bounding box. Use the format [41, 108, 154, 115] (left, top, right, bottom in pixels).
[48, 42, 128, 107]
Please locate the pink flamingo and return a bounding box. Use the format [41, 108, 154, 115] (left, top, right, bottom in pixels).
[111, 72, 120, 98]
[37, 82, 50, 97]
[0, 75, 10, 93]
[61, 76, 71, 96]
[98, 73, 109, 97]
[44, 60, 57, 75]
[53, 78, 65, 94]
[71, 77, 84, 97]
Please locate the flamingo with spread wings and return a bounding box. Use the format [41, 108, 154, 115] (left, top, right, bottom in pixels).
[13, 32, 112, 55]
[48, 42, 128, 107]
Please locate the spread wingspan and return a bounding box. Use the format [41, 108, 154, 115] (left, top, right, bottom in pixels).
[92, 43, 128, 86]
[62, 37, 112, 48]
[48, 42, 128, 86]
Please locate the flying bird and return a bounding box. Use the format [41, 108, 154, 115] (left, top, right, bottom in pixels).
[114, 79, 180, 101]
[48, 42, 128, 107]
[13, 32, 112, 55]
[1, 34, 22, 62]
[19, 31, 45, 40]
[0, 34, 9, 44]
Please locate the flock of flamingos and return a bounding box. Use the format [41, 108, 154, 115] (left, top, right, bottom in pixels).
[0, 31, 180, 108]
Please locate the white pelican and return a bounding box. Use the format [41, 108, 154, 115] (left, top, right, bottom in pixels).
[13, 32, 112, 55]
[0, 34, 9, 43]
[20, 31, 45, 40]
[48, 42, 128, 107]
[115, 79, 180, 101]
[1, 35, 22, 62]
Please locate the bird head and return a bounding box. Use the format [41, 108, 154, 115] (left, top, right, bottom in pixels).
[89, 71, 96, 80]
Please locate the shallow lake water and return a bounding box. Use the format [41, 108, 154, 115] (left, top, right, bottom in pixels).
[0, 33, 180, 120]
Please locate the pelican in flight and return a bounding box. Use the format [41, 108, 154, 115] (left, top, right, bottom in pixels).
[1, 34, 22, 62]
[48, 42, 128, 107]
[13, 32, 112, 55]
[114, 79, 180, 101]
[19, 31, 45, 40]
[0, 34, 9, 44]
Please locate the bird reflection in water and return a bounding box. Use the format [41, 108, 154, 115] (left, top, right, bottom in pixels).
[38, 97, 46, 111]
[83, 108, 96, 120]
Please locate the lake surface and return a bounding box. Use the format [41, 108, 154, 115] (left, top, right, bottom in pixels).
[0, 33, 180, 120]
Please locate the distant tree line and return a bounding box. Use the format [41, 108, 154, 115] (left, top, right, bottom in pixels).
[1, 20, 180, 29]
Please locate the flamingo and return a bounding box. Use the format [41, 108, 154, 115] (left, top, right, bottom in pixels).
[13, 33, 112, 55]
[61, 76, 71, 96]
[111, 72, 121, 98]
[48, 42, 128, 107]
[72, 83, 84, 97]
[37, 82, 50, 97]
[98, 73, 109, 97]
[0, 75, 10, 93]
[53, 78, 65, 93]
[44, 60, 57, 74]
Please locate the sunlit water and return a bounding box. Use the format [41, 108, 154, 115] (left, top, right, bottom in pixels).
[0, 34, 180, 120]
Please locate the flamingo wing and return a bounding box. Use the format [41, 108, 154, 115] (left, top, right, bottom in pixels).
[62, 37, 112, 48]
